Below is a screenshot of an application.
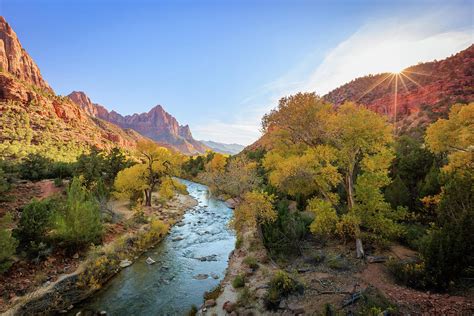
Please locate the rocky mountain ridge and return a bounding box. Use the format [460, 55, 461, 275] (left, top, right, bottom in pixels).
[67, 91, 208, 154]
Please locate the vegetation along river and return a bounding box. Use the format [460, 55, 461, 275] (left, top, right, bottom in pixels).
[75, 179, 235, 315]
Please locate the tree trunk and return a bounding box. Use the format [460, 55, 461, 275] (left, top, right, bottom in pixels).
[144, 189, 152, 207]
[345, 172, 355, 209]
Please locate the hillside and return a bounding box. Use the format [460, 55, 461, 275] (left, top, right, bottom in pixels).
[0, 17, 150, 161]
[324, 44, 474, 135]
[68, 91, 208, 155]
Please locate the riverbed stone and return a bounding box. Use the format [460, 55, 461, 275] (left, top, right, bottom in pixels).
[194, 273, 209, 280]
[119, 259, 132, 268]
[223, 301, 236, 313]
[205, 299, 216, 307]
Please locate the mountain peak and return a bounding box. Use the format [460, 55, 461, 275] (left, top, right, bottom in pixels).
[0, 16, 52, 91]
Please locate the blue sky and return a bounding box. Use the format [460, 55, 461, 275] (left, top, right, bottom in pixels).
[1, 0, 473, 144]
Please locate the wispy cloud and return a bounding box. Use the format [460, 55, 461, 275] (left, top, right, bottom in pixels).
[195, 10, 473, 145]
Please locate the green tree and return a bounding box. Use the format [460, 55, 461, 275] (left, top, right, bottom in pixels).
[15, 199, 55, 245]
[75, 146, 105, 188]
[385, 175, 411, 208]
[420, 173, 474, 290]
[55, 178, 102, 248]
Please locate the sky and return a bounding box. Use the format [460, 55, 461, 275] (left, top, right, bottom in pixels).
[1, 0, 473, 145]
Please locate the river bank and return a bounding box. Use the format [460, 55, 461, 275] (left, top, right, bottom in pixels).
[71, 179, 236, 315]
[3, 191, 197, 315]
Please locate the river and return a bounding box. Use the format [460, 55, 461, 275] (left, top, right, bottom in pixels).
[74, 179, 235, 315]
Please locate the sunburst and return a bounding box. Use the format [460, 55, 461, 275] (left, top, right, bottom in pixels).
[354, 68, 426, 135]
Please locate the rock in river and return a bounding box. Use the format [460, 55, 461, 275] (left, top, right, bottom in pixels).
[146, 257, 156, 265]
[193, 274, 209, 280]
[119, 259, 132, 268]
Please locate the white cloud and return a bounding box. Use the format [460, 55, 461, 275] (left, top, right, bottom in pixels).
[196, 11, 473, 145]
[305, 15, 473, 95]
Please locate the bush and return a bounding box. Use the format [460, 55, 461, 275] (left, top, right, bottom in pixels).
[243, 256, 259, 269]
[19, 153, 53, 180]
[0, 213, 18, 273]
[204, 284, 222, 300]
[386, 258, 427, 289]
[232, 274, 245, 288]
[235, 235, 243, 249]
[15, 198, 56, 245]
[420, 174, 474, 290]
[264, 270, 299, 309]
[262, 200, 310, 258]
[54, 178, 103, 249]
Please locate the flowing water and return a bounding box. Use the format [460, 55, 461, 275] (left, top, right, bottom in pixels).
[75, 179, 235, 315]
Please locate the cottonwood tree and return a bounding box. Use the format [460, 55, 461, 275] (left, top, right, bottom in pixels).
[114, 141, 178, 206]
[425, 103, 473, 178]
[262, 93, 398, 257]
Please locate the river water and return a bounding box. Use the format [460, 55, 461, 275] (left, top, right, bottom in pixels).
[75, 179, 235, 315]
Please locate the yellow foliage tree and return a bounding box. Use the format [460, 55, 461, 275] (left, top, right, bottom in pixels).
[114, 141, 180, 206]
[425, 103, 474, 177]
[232, 191, 277, 233]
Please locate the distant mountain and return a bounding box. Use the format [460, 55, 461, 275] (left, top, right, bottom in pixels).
[68, 91, 208, 155]
[247, 45, 474, 151]
[200, 140, 244, 155]
[0, 17, 150, 160]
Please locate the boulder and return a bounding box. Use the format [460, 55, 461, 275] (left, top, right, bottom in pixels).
[119, 259, 132, 268]
[223, 301, 236, 313]
[205, 299, 216, 307]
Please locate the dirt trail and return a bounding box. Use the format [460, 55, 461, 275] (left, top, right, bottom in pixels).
[358, 245, 474, 315]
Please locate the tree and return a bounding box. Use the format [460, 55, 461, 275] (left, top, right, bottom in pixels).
[420, 173, 474, 290]
[263, 145, 340, 201]
[232, 191, 277, 233]
[425, 103, 474, 177]
[55, 177, 102, 248]
[103, 147, 132, 185]
[385, 175, 411, 208]
[75, 146, 105, 188]
[114, 164, 147, 203]
[262, 95, 398, 255]
[332, 103, 394, 210]
[115, 141, 178, 206]
[0, 213, 18, 273]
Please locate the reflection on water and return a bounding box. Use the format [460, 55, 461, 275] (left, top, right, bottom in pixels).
[76, 179, 235, 315]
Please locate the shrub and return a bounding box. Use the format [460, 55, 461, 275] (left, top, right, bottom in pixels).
[235, 235, 243, 249]
[0, 213, 18, 273]
[54, 178, 103, 249]
[243, 256, 259, 269]
[19, 153, 53, 180]
[237, 287, 254, 306]
[54, 177, 63, 187]
[264, 270, 299, 309]
[15, 198, 56, 245]
[420, 174, 474, 290]
[386, 258, 427, 289]
[232, 274, 245, 288]
[204, 284, 222, 301]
